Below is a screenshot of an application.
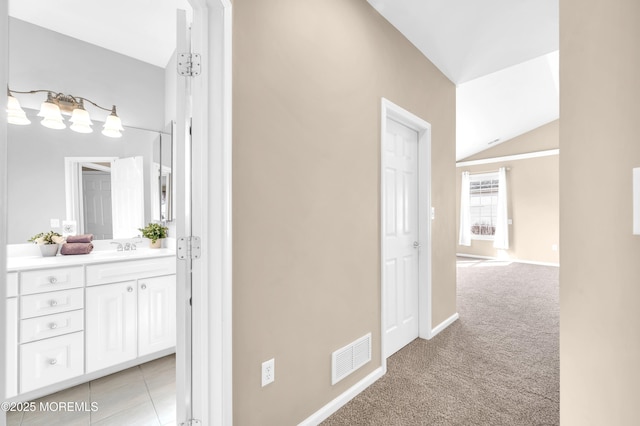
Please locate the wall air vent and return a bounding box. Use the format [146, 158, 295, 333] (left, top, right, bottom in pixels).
[331, 333, 372, 385]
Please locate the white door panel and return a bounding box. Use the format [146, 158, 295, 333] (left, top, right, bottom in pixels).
[83, 171, 113, 239]
[175, 9, 192, 424]
[384, 118, 420, 358]
[111, 156, 144, 239]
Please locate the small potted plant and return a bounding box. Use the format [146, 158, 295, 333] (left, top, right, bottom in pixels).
[29, 231, 65, 257]
[138, 223, 168, 248]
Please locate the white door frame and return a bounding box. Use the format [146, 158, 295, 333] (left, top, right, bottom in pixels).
[189, 1, 233, 425]
[380, 98, 432, 367]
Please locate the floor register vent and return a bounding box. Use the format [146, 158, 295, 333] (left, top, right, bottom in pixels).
[331, 333, 372, 385]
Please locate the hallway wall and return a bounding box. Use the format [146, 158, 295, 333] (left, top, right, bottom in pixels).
[232, 0, 456, 423]
[560, 0, 640, 423]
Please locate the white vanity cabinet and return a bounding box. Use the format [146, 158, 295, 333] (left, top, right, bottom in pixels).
[6, 251, 176, 398]
[138, 275, 176, 356]
[17, 266, 85, 394]
[6, 272, 18, 398]
[86, 258, 177, 373]
[86, 281, 138, 372]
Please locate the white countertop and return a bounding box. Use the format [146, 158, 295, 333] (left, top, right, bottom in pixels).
[7, 248, 176, 272]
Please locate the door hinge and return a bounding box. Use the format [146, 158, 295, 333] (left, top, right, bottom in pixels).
[180, 420, 201, 426]
[177, 236, 201, 260]
[177, 53, 201, 76]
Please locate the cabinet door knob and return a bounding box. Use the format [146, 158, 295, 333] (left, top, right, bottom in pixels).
[48, 276, 58, 284]
[49, 322, 58, 329]
[127, 287, 134, 292]
[49, 300, 58, 307]
[140, 284, 147, 290]
[49, 359, 57, 365]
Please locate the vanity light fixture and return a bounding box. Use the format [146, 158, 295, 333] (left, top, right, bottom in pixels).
[6, 89, 31, 125]
[6, 88, 124, 138]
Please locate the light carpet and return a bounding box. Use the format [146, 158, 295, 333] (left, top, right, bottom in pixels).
[322, 258, 559, 425]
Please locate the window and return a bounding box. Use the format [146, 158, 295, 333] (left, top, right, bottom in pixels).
[469, 173, 499, 239]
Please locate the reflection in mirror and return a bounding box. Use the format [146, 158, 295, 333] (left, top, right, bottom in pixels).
[154, 123, 174, 222]
[68, 157, 118, 239]
[6, 108, 172, 243]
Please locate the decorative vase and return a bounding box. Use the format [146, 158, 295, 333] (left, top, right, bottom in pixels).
[150, 239, 162, 249]
[39, 244, 59, 257]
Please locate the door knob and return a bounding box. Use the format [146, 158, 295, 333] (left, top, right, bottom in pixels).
[413, 241, 420, 249]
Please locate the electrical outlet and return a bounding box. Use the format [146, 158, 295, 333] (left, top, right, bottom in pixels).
[262, 358, 275, 387]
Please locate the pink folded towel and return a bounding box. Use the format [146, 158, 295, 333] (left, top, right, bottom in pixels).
[61, 242, 94, 255]
[66, 234, 94, 243]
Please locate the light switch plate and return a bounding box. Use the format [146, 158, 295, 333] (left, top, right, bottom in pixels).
[50, 218, 60, 228]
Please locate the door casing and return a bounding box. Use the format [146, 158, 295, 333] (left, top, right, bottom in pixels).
[380, 98, 433, 368]
[188, 1, 234, 425]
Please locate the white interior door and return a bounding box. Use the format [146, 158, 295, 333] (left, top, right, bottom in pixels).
[383, 118, 420, 358]
[110, 156, 144, 239]
[82, 171, 113, 239]
[175, 8, 192, 425]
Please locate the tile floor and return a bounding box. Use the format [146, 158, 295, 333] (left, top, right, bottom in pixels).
[7, 354, 176, 426]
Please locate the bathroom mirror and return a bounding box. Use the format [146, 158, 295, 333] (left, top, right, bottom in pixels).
[6, 108, 172, 243]
[6, 16, 175, 244]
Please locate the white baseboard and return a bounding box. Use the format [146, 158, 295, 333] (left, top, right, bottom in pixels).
[456, 253, 559, 267]
[298, 366, 385, 426]
[428, 312, 459, 339]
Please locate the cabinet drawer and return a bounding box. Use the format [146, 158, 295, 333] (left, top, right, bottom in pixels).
[86, 258, 176, 286]
[7, 272, 18, 297]
[21, 310, 84, 344]
[20, 332, 84, 393]
[20, 266, 83, 295]
[21, 288, 84, 319]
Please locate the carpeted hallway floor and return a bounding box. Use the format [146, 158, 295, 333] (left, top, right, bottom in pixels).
[322, 258, 559, 426]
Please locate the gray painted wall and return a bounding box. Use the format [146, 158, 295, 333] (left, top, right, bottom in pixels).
[9, 18, 165, 131]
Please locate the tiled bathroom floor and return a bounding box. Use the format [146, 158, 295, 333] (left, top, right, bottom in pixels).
[7, 354, 176, 426]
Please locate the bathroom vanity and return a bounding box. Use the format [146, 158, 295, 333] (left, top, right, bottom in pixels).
[4, 249, 176, 400]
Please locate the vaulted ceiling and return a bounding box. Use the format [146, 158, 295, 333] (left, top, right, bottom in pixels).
[368, 0, 559, 160]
